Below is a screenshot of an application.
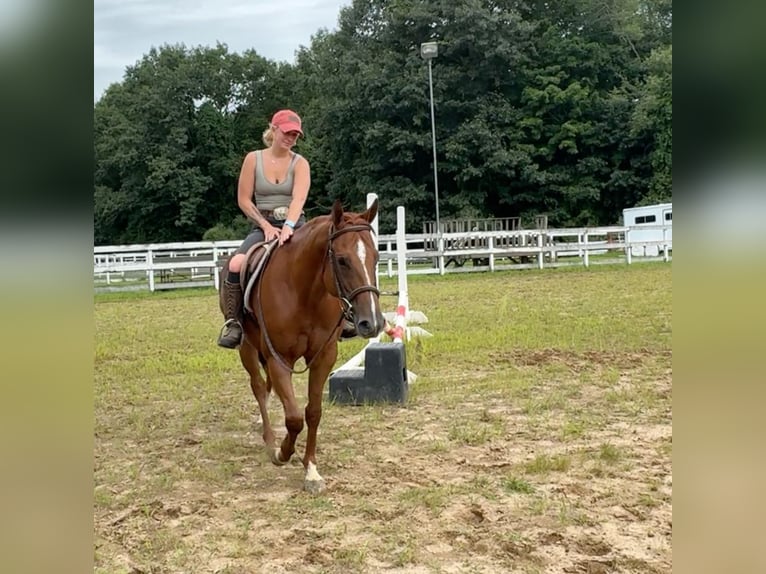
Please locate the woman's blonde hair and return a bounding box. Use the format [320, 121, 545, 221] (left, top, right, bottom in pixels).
[262, 125, 275, 146]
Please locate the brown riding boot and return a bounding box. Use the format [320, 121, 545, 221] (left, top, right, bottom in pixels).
[217, 280, 244, 349]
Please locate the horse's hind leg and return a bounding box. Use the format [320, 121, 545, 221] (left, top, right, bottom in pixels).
[239, 339, 277, 455]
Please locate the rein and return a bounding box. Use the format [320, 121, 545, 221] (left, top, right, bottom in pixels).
[255, 220, 379, 375]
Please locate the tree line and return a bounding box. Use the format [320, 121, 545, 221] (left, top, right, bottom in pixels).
[94, 0, 672, 245]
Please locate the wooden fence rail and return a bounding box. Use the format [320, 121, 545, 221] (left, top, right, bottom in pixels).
[94, 224, 671, 292]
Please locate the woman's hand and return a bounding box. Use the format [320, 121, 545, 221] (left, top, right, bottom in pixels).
[263, 223, 279, 242]
[278, 224, 294, 246]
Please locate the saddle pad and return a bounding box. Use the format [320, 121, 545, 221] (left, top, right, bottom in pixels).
[243, 240, 277, 314]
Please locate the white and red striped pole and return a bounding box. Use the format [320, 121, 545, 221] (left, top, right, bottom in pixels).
[386, 206, 409, 342]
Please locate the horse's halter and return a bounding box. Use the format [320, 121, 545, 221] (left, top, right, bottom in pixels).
[327, 222, 381, 322]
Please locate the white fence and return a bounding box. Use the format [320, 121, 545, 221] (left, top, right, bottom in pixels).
[94, 224, 672, 292]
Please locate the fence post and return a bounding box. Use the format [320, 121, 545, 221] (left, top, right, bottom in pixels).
[437, 235, 445, 275]
[551, 236, 558, 263]
[489, 236, 495, 272]
[147, 249, 155, 291]
[396, 206, 407, 300]
[537, 233, 544, 269]
[583, 233, 590, 268]
[213, 245, 220, 291]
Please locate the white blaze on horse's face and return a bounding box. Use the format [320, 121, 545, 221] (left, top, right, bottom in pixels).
[356, 238, 381, 325]
[356, 239, 370, 283]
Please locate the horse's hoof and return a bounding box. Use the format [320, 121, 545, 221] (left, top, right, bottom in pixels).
[304, 478, 326, 494]
[270, 448, 287, 466]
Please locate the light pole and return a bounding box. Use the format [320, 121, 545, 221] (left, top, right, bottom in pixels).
[420, 41, 444, 274]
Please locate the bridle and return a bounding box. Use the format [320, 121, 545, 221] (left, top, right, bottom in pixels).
[328, 223, 381, 323]
[255, 220, 380, 374]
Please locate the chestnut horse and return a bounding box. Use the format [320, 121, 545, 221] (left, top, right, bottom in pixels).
[237, 199, 384, 493]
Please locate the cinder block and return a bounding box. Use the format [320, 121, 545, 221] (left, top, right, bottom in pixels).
[328, 342, 407, 405]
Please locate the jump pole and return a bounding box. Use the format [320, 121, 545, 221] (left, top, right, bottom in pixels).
[383, 206, 431, 342]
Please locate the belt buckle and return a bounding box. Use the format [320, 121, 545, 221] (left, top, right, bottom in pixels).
[273, 206, 288, 220]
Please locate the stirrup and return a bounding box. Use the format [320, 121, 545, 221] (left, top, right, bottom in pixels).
[218, 318, 243, 348]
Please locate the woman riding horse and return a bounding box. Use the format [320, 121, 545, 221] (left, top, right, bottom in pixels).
[236, 199, 384, 492]
[218, 109, 354, 348]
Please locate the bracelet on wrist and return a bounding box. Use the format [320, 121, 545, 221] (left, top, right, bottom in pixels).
[284, 220, 296, 229]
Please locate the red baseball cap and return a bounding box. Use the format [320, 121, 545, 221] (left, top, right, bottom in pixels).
[271, 109, 303, 135]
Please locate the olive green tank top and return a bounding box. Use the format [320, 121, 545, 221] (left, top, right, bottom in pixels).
[253, 150, 301, 211]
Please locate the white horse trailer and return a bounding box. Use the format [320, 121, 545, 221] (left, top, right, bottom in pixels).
[623, 203, 672, 257]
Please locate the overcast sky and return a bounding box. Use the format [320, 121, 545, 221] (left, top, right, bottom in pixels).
[94, 0, 352, 101]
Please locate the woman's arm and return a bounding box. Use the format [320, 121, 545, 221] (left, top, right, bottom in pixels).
[285, 156, 311, 224]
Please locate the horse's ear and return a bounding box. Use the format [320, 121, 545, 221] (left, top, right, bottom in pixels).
[361, 198, 379, 224]
[332, 200, 344, 226]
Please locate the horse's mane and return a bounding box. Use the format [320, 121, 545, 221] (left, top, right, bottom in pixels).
[293, 207, 370, 241]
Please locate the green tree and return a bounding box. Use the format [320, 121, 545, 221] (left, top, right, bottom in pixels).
[94, 0, 671, 242]
[94, 44, 304, 244]
[631, 45, 672, 205]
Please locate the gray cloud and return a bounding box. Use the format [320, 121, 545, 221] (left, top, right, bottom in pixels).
[94, 0, 350, 101]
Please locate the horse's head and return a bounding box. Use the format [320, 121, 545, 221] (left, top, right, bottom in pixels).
[327, 199, 384, 339]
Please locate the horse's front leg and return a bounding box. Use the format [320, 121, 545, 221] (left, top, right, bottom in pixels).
[266, 359, 303, 466]
[302, 352, 336, 494]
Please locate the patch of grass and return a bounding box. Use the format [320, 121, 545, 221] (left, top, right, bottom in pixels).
[135, 526, 180, 559]
[94, 264, 672, 573]
[447, 412, 506, 446]
[525, 494, 591, 526]
[527, 494, 551, 515]
[636, 479, 669, 509]
[601, 366, 622, 385]
[398, 485, 456, 514]
[285, 493, 336, 514]
[194, 459, 243, 485]
[556, 498, 592, 526]
[448, 423, 494, 445]
[560, 418, 588, 440]
[598, 442, 623, 464]
[95, 287, 216, 303]
[637, 491, 661, 509]
[502, 476, 535, 494]
[524, 453, 572, 474]
[425, 440, 449, 454]
[522, 390, 567, 415]
[333, 545, 368, 569]
[604, 382, 663, 418]
[93, 487, 116, 509]
[587, 462, 608, 478]
[391, 539, 417, 566]
[468, 475, 500, 500]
